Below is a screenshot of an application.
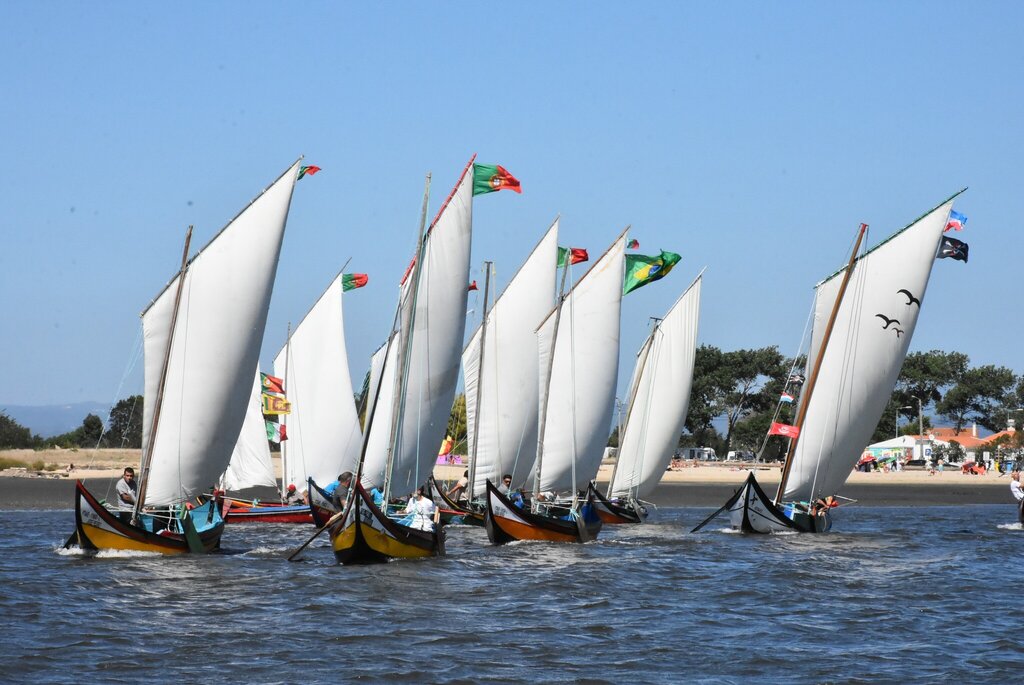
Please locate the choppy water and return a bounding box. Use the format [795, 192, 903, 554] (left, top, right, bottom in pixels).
[1, 506, 1022, 684]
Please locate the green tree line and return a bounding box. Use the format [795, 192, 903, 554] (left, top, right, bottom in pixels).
[5, 348, 1021, 459]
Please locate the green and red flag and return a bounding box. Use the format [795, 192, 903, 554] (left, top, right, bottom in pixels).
[260, 372, 285, 395]
[298, 165, 321, 180]
[557, 246, 589, 268]
[627, 238, 640, 249]
[472, 163, 521, 195]
[342, 273, 368, 291]
[623, 250, 681, 295]
[266, 419, 288, 443]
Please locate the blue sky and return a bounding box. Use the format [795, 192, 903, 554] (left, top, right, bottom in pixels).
[2, 2, 1021, 408]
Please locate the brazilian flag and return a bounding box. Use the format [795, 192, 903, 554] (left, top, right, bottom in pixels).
[623, 250, 681, 295]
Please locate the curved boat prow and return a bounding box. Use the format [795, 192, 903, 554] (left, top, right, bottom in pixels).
[723, 472, 830, 534]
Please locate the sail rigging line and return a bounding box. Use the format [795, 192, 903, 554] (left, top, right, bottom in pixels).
[567, 259, 581, 503]
[384, 172, 432, 504]
[133, 226, 193, 522]
[280, 321, 296, 498]
[755, 293, 816, 461]
[775, 223, 868, 506]
[466, 261, 493, 502]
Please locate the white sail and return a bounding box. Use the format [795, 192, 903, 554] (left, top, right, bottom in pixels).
[221, 370, 277, 491]
[784, 199, 959, 502]
[367, 164, 474, 496]
[273, 273, 363, 492]
[359, 335, 398, 488]
[536, 233, 625, 494]
[611, 272, 702, 499]
[141, 161, 299, 506]
[465, 220, 559, 494]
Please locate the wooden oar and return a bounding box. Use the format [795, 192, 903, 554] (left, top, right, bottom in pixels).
[287, 508, 344, 562]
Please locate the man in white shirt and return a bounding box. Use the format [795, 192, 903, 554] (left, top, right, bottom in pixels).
[1011, 471, 1024, 523]
[116, 467, 137, 523]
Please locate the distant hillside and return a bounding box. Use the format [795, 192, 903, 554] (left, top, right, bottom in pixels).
[1, 402, 110, 438]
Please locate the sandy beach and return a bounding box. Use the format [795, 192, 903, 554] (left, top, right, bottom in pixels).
[0, 448, 1014, 510]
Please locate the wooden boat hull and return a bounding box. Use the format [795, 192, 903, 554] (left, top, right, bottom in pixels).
[726, 472, 830, 534]
[484, 480, 602, 544]
[307, 478, 339, 527]
[73, 480, 225, 554]
[224, 500, 313, 524]
[587, 483, 646, 524]
[427, 475, 485, 526]
[330, 483, 444, 564]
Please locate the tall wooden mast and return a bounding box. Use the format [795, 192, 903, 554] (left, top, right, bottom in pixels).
[775, 223, 868, 505]
[133, 226, 193, 522]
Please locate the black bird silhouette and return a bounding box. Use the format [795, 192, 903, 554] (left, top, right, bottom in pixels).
[894, 328, 904, 338]
[875, 314, 901, 329]
[897, 289, 921, 307]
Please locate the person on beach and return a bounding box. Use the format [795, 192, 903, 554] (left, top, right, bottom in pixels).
[1011, 472, 1024, 522]
[116, 467, 137, 523]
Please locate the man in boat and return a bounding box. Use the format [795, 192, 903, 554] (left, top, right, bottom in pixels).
[498, 474, 513, 495]
[333, 472, 353, 509]
[284, 484, 303, 506]
[811, 496, 839, 518]
[1011, 471, 1024, 521]
[402, 486, 439, 531]
[116, 467, 137, 523]
[447, 470, 469, 503]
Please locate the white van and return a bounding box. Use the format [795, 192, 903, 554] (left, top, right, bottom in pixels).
[677, 447, 718, 461]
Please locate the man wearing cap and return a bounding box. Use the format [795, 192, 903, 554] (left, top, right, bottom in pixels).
[284, 484, 303, 506]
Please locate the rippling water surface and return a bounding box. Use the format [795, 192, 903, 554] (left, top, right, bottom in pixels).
[1, 506, 1021, 684]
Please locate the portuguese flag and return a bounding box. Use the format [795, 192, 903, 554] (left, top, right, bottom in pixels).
[627, 239, 640, 249]
[557, 247, 589, 268]
[260, 372, 285, 395]
[472, 164, 521, 195]
[298, 165, 321, 180]
[342, 273, 368, 291]
[623, 250, 681, 295]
